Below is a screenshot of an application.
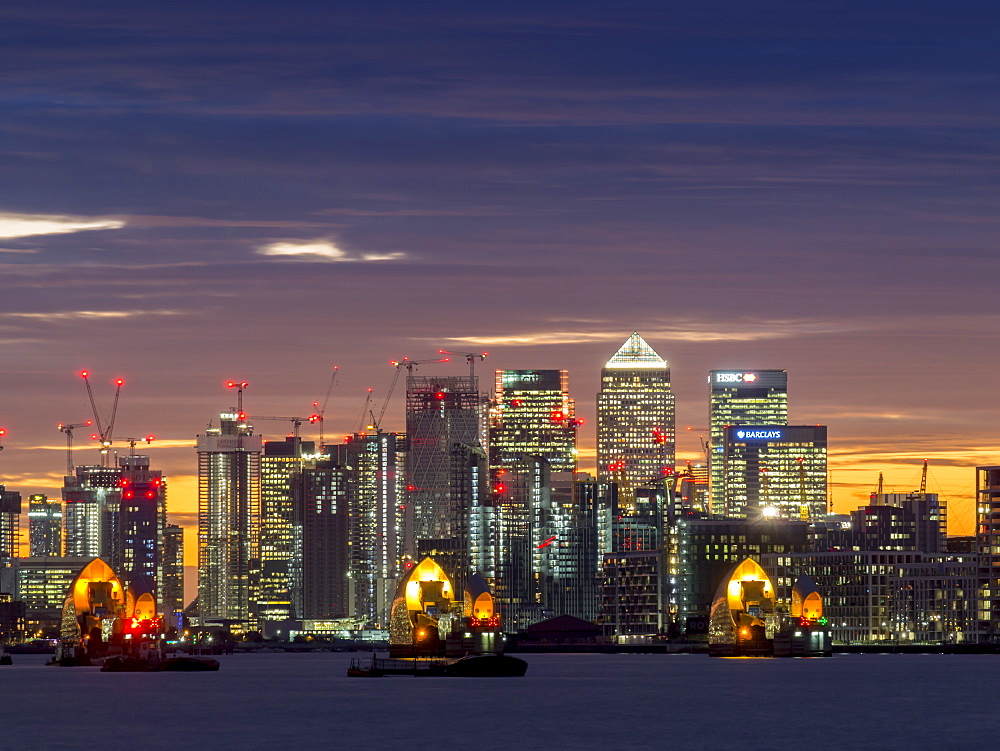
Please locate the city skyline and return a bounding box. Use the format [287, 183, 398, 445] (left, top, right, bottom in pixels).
[1, 2, 998, 573]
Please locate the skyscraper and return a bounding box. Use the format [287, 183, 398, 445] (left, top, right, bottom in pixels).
[259, 436, 315, 624]
[490, 369, 578, 473]
[405, 373, 483, 580]
[329, 431, 405, 626]
[0, 486, 20, 566]
[721, 425, 827, 519]
[291, 458, 349, 620]
[28, 494, 61, 557]
[117, 454, 165, 584]
[708, 370, 788, 513]
[160, 523, 184, 625]
[196, 413, 263, 628]
[62, 465, 120, 561]
[597, 333, 675, 494]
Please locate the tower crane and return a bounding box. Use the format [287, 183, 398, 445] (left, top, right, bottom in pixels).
[241, 414, 320, 440]
[80, 371, 124, 466]
[311, 366, 339, 448]
[919, 459, 928, 495]
[0, 427, 5, 453]
[875, 471, 884, 496]
[57, 421, 93, 475]
[373, 357, 451, 431]
[226, 380, 249, 414]
[438, 350, 487, 379]
[99, 435, 155, 457]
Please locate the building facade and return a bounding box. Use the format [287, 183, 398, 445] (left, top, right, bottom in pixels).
[196, 413, 263, 628]
[721, 425, 827, 519]
[709, 370, 788, 513]
[597, 333, 674, 495]
[28, 494, 61, 557]
[292, 459, 349, 620]
[0, 485, 20, 566]
[490, 369, 577, 473]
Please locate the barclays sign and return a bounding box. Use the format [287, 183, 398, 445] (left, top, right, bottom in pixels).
[736, 429, 783, 440]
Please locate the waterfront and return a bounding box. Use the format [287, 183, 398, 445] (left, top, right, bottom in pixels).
[4, 652, 999, 750]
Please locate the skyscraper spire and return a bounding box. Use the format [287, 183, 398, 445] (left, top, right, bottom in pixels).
[604, 332, 667, 369]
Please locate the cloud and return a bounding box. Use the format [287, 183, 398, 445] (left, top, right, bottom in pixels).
[0, 212, 124, 239]
[438, 319, 853, 346]
[0, 247, 39, 254]
[2, 309, 184, 322]
[256, 240, 406, 263]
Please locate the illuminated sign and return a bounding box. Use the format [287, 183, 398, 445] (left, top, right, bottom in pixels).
[736, 430, 783, 440]
[715, 372, 759, 384]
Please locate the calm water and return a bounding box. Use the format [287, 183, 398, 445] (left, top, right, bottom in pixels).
[3, 652, 996, 750]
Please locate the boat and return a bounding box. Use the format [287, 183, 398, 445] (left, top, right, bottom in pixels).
[348, 653, 527, 678]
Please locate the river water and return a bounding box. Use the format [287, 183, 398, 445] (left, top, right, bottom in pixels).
[3, 651, 995, 749]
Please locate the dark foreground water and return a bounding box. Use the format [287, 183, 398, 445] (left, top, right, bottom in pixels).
[3, 652, 997, 750]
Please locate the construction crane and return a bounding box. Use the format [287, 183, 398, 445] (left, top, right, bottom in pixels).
[242, 415, 320, 440]
[311, 366, 339, 448]
[226, 380, 249, 414]
[438, 350, 487, 378]
[102, 435, 155, 457]
[57, 421, 93, 474]
[875, 471, 884, 496]
[0, 427, 5, 454]
[373, 357, 451, 431]
[919, 459, 928, 495]
[80, 371, 124, 466]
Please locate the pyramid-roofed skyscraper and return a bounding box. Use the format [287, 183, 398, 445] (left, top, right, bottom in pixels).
[597, 333, 675, 496]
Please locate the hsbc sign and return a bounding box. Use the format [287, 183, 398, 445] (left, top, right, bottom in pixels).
[715, 372, 758, 384]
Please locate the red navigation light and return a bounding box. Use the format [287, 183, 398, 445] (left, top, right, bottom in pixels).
[576, 418, 585, 425]
[0, 429, 5, 437]
[404, 560, 414, 570]
[121, 479, 129, 487]
[153, 478, 161, 486]
[400, 504, 407, 511]
[90, 434, 99, 440]
[146, 491, 155, 498]
[309, 414, 321, 423]
[124, 491, 133, 499]
[115, 378, 124, 386]
[238, 413, 246, 421]
[80, 370, 89, 378]
[406, 485, 416, 491]
[511, 399, 522, 407]
[435, 392, 445, 400]
[551, 411, 564, 421]
[494, 483, 506, 494]
[146, 435, 154, 442]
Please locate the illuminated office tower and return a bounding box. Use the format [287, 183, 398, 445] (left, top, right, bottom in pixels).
[117, 454, 165, 584]
[258, 436, 315, 624]
[976, 466, 1000, 639]
[328, 431, 405, 626]
[62, 465, 120, 561]
[160, 523, 184, 624]
[291, 459, 350, 619]
[490, 370, 578, 473]
[709, 370, 788, 513]
[405, 373, 483, 579]
[721, 425, 827, 519]
[597, 333, 675, 494]
[196, 413, 262, 627]
[28, 495, 61, 557]
[0, 486, 20, 566]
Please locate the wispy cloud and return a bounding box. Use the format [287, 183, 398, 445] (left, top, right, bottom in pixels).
[0, 212, 124, 239]
[256, 240, 406, 263]
[2, 309, 184, 322]
[438, 319, 853, 346]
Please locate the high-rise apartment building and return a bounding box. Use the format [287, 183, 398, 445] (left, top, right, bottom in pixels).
[490, 370, 577, 473]
[870, 492, 946, 554]
[976, 465, 1000, 641]
[405, 373, 482, 578]
[597, 333, 675, 494]
[28, 494, 61, 557]
[709, 370, 788, 513]
[259, 436, 315, 624]
[329, 431, 405, 627]
[0, 485, 20, 566]
[721, 425, 827, 519]
[62, 465, 120, 561]
[196, 413, 263, 628]
[291, 458, 349, 620]
[160, 523, 184, 625]
[118, 454, 165, 584]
